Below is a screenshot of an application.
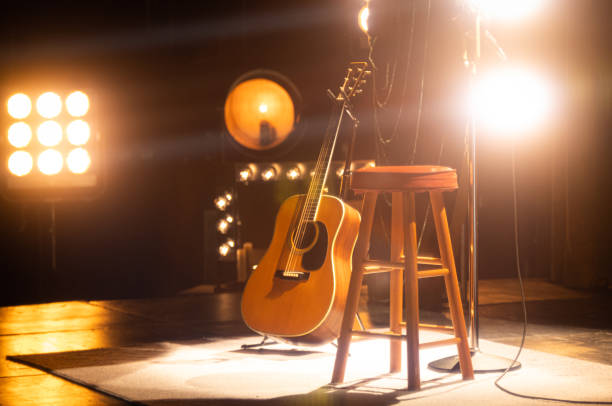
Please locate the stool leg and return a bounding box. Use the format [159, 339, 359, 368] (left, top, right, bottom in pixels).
[403, 191, 420, 390]
[389, 192, 404, 373]
[429, 191, 474, 380]
[331, 192, 378, 384]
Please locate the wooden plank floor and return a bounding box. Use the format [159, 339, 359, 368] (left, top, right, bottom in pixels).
[1, 281, 610, 405]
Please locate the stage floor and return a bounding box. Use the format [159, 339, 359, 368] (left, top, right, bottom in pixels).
[1, 278, 610, 405]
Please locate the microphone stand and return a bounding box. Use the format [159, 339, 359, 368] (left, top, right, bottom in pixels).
[429, 8, 520, 373]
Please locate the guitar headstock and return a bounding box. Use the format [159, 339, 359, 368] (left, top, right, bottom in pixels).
[336, 61, 370, 103]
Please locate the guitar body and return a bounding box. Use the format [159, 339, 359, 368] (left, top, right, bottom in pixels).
[241, 194, 360, 345]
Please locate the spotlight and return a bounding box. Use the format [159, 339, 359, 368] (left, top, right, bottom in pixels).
[36, 92, 62, 119]
[358, 4, 370, 33]
[224, 70, 301, 154]
[8, 151, 33, 177]
[65, 91, 89, 117]
[7, 93, 32, 119]
[224, 191, 233, 202]
[225, 214, 234, 224]
[37, 121, 63, 147]
[8, 123, 32, 148]
[471, 68, 554, 134]
[226, 238, 236, 248]
[37, 149, 63, 175]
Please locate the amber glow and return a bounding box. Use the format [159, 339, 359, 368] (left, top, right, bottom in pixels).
[8, 151, 34, 176]
[8, 122, 33, 148]
[37, 121, 63, 147]
[358, 5, 369, 33]
[224, 78, 295, 151]
[7, 93, 32, 119]
[36, 92, 62, 118]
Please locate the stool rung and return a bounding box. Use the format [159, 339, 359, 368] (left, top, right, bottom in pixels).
[362, 257, 443, 273]
[419, 337, 461, 349]
[416, 322, 455, 332]
[417, 268, 449, 278]
[351, 330, 406, 341]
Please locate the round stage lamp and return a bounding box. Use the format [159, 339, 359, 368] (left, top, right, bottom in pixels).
[8, 122, 32, 148]
[7, 93, 32, 119]
[66, 148, 91, 174]
[66, 120, 91, 145]
[8, 151, 33, 177]
[36, 92, 62, 119]
[358, 4, 370, 33]
[66, 91, 89, 117]
[37, 121, 63, 147]
[224, 75, 297, 152]
[38, 149, 63, 175]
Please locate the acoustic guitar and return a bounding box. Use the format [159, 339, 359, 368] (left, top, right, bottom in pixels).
[241, 62, 369, 345]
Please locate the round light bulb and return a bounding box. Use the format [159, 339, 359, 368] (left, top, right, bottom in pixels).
[66, 91, 89, 117]
[8, 123, 32, 148]
[37, 121, 63, 147]
[7, 93, 32, 119]
[66, 148, 91, 174]
[8, 151, 33, 176]
[36, 92, 62, 118]
[38, 149, 63, 175]
[358, 5, 369, 33]
[218, 243, 231, 256]
[66, 120, 91, 145]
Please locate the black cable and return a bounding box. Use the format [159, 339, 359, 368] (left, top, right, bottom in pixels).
[493, 143, 612, 405]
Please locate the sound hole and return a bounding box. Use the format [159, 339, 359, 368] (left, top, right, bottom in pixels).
[292, 221, 318, 251]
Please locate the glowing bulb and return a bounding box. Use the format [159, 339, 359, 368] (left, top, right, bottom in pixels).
[219, 243, 231, 257]
[66, 120, 91, 145]
[239, 168, 253, 183]
[336, 167, 345, 177]
[225, 192, 233, 202]
[8, 151, 33, 176]
[217, 219, 230, 234]
[226, 214, 234, 224]
[36, 92, 62, 118]
[8, 123, 32, 148]
[7, 93, 32, 119]
[214, 196, 229, 211]
[286, 167, 301, 180]
[66, 91, 89, 117]
[226, 239, 236, 248]
[37, 149, 63, 175]
[37, 121, 63, 147]
[262, 167, 277, 181]
[258, 103, 268, 113]
[358, 5, 369, 33]
[66, 148, 91, 174]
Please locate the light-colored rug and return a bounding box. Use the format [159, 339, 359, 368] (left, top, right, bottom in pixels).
[9, 331, 612, 405]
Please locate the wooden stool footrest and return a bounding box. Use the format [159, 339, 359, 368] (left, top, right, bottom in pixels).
[351, 330, 406, 341]
[419, 337, 461, 349]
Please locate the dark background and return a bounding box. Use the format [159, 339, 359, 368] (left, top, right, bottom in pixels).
[0, 0, 610, 306]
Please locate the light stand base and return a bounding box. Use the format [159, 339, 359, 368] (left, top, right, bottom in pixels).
[428, 350, 521, 373]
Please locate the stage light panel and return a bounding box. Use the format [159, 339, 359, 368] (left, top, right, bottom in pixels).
[467, 0, 545, 21]
[65, 91, 89, 117]
[37, 149, 63, 175]
[7, 93, 32, 119]
[471, 68, 554, 134]
[66, 120, 90, 145]
[37, 120, 63, 147]
[8, 151, 33, 177]
[36, 92, 62, 119]
[8, 123, 32, 148]
[66, 148, 91, 174]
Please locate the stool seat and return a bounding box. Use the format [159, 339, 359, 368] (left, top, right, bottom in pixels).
[351, 165, 457, 193]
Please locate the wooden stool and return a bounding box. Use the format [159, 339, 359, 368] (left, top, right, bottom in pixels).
[331, 165, 474, 390]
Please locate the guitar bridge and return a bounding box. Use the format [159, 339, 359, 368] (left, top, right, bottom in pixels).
[274, 270, 310, 281]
